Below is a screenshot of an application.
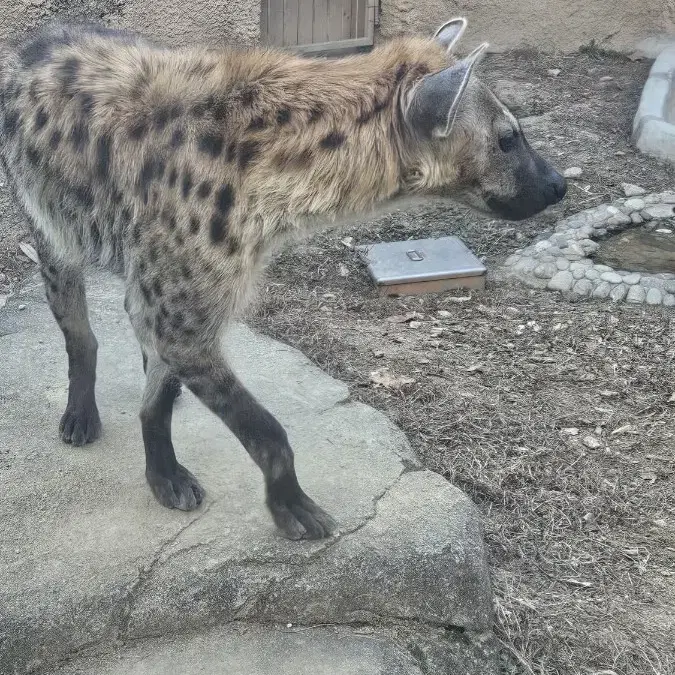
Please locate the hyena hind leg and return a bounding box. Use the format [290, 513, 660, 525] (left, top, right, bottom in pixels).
[167, 347, 338, 540]
[125, 289, 202, 511]
[38, 246, 101, 446]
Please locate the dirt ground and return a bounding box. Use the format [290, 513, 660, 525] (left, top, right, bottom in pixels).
[1, 49, 674, 674]
[245, 51, 675, 675]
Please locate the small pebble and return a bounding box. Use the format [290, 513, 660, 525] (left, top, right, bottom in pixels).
[655, 228, 673, 234]
[18, 304, 26, 310]
[599, 75, 614, 82]
[547, 68, 561, 77]
[563, 166, 583, 179]
[583, 435, 602, 449]
[621, 183, 646, 197]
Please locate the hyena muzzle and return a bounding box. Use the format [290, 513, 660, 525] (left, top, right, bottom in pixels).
[0, 18, 565, 539]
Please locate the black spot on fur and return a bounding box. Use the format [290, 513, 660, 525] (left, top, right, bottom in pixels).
[209, 213, 227, 244]
[128, 119, 148, 141]
[208, 96, 228, 122]
[72, 183, 93, 209]
[238, 140, 259, 171]
[138, 156, 166, 197]
[152, 278, 163, 298]
[189, 215, 200, 234]
[28, 80, 39, 103]
[3, 110, 20, 137]
[181, 169, 193, 200]
[215, 184, 234, 215]
[276, 108, 291, 125]
[168, 167, 178, 188]
[320, 131, 345, 150]
[179, 265, 192, 281]
[174, 232, 184, 247]
[191, 101, 207, 118]
[308, 104, 324, 123]
[70, 121, 89, 151]
[96, 134, 112, 180]
[161, 207, 177, 230]
[80, 93, 95, 117]
[153, 106, 170, 130]
[132, 220, 142, 245]
[248, 116, 266, 131]
[20, 34, 66, 67]
[197, 181, 212, 199]
[240, 85, 257, 107]
[395, 63, 408, 83]
[58, 57, 80, 94]
[226, 142, 237, 163]
[49, 129, 62, 149]
[198, 132, 224, 158]
[34, 107, 49, 130]
[357, 99, 388, 125]
[26, 145, 41, 167]
[121, 206, 132, 224]
[170, 127, 185, 148]
[226, 236, 240, 256]
[170, 311, 185, 329]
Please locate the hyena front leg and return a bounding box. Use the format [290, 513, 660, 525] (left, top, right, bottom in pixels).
[168, 349, 337, 540]
[38, 248, 102, 446]
[125, 289, 202, 510]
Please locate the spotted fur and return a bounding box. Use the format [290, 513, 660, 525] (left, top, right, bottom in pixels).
[0, 19, 565, 539]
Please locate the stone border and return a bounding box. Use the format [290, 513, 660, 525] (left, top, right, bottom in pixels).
[632, 42, 675, 160]
[499, 192, 675, 306]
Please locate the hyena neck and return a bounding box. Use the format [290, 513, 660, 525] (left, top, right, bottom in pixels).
[236, 38, 447, 231]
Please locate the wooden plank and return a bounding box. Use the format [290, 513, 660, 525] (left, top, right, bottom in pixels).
[283, 0, 300, 46]
[356, 0, 367, 39]
[292, 36, 372, 54]
[260, 0, 269, 44]
[377, 274, 486, 297]
[297, 0, 314, 46]
[312, 0, 329, 44]
[341, 0, 352, 39]
[267, 0, 285, 47]
[327, 0, 345, 43]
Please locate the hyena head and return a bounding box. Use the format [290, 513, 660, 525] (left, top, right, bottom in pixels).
[400, 18, 567, 221]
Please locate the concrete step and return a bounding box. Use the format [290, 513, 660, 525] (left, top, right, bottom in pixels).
[0, 272, 497, 674]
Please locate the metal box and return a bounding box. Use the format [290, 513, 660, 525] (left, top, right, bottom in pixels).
[357, 236, 486, 296]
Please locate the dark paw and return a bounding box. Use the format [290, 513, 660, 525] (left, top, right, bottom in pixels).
[59, 401, 102, 446]
[267, 476, 338, 540]
[147, 464, 205, 511]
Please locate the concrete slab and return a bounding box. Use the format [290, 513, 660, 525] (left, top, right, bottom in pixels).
[0, 272, 496, 674]
[632, 42, 675, 163]
[50, 625, 426, 675]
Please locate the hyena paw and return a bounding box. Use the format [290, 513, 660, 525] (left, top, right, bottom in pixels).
[59, 400, 102, 446]
[267, 478, 338, 540]
[146, 464, 205, 511]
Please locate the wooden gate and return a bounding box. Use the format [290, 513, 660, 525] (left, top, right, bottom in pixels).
[261, 0, 377, 54]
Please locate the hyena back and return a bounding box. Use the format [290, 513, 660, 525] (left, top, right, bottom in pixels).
[0, 18, 565, 539]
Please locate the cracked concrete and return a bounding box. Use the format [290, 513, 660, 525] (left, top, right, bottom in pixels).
[0, 271, 496, 674]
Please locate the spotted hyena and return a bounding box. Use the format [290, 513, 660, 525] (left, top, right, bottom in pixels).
[0, 18, 565, 539]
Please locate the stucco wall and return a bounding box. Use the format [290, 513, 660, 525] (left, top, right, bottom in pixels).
[379, 0, 675, 54]
[0, 0, 259, 49]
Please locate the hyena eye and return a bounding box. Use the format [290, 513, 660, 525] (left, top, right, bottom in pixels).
[498, 131, 518, 153]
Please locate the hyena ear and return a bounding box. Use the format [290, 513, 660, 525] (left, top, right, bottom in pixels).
[434, 18, 468, 53]
[403, 42, 489, 139]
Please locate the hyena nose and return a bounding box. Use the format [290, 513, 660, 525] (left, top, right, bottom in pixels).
[550, 169, 567, 202]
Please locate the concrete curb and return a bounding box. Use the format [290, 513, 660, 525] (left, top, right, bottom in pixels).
[632, 43, 675, 161]
[0, 272, 498, 675]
